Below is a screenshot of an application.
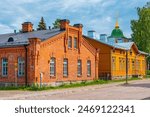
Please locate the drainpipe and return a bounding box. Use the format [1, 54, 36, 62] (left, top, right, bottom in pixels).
[145, 54, 150, 77]
[24, 45, 28, 86]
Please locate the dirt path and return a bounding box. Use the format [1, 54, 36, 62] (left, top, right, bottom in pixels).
[0, 79, 150, 100]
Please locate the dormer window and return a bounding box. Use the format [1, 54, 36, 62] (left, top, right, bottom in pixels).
[8, 37, 14, 42]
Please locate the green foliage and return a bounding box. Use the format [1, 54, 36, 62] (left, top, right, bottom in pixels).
[52, 19, 61, 29]
[0, 78, 140, 91]
[147, 70, 150, 75]
[37, 17, 47, 30]
[131, 2, 150, 54]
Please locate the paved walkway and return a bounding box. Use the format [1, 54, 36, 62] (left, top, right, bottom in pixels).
[0, 79, 150, 100]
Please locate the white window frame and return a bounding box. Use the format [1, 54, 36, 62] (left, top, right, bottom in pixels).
[74, 37, 77, 49]
[77, 59, 82, 76]
[2, 58, 8, 76]
[18, 57, 25, 76]
[50, 57, 56, 77]
[68, 37, 72, 48]
[63, 58, 68, 77]
[87, 60, 91, 76]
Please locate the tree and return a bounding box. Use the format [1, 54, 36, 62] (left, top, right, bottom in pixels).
[37, 17, 47, 30]
[131, 2, 150, 53]
[52, 19, 61, 29]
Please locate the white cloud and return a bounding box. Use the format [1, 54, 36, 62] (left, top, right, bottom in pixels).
[0, 0, 149, 36]
[0, 24, 13, 34]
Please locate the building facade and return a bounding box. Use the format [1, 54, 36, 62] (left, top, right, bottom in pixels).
[84, 36, 147, 80]
[0, 20, 99, 86]
[0, 19, 147, 86]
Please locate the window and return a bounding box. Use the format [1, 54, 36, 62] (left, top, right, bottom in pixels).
[136, 60, 140, 71]
[18, 57, 25, 76]
[122, 58, 126, 71]
[87, 60, 91, 76]
[128, 59, 130, 70]
[112, 57, 116, 71]
[119, 58, 122, 71]
[132, 60, 135, 71]
[68, 36, 72, 48]
[74, 37, 77, 49]
[142, 60, 145, 71]
[2, 58, 8, 76]
[130, 51, 132, 55]
[50, 57, 56, 76]
[63, 58, 68, 77]
[77, 60, 82, 76]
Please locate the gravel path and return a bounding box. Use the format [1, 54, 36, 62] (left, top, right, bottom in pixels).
[0, 79, 150, 100]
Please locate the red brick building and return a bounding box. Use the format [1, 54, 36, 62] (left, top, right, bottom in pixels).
[0, 19, 99, 86]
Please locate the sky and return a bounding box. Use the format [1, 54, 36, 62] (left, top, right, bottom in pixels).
[0, 0, 149, 37]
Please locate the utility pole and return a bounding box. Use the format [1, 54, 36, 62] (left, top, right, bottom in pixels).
[126, 50, 128, 84]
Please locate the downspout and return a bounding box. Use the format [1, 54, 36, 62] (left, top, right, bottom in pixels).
[145, 54, 150, 76]
[24, 45, 28, 86]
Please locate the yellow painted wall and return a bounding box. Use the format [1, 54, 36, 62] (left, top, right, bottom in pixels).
[111, 45, 146, 78]
[85, 37, 146, 79]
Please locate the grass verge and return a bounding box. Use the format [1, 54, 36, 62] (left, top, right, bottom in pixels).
[0, 77, 142, 91]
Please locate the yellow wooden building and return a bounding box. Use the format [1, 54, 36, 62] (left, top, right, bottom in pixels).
[84, 21, 148, 80]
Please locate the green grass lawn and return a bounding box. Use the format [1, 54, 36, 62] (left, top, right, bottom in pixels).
[0, 77, 142, 91]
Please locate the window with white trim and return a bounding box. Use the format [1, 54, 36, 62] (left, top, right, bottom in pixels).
[50, 57, 56, 76]
[74, 37, 77, 49]
[18, 57, 25, 76]
[87, 60, 91, 76]
[68, 36, 72, 48]
[77, 59, 82, 76]
[63, 58, 68, 77]
[2, 58, 8, 76]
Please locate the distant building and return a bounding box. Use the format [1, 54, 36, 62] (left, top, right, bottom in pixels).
[107, 20, 130, 43]
[85, 20, 147, 80]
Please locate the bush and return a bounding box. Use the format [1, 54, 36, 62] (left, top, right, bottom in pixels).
[147, 70, 150, 75]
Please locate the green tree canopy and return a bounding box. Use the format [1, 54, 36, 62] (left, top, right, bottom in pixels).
[131, 2, 150, 53]
[52, 19, 61, 29]
[37, 17, 47, 30]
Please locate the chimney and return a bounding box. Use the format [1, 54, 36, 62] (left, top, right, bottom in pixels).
[48, 26, 51, 30]
[14, 30, 17, 34]
[60, 19, 70, 30]
[88, 30, 96, 39]
[73, 24, 83, 28]
[22, 22, 33, 33]
[100, 34, 108, 42]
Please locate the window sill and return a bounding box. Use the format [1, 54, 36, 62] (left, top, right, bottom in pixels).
[50, 76, 56, 79]
[68, 48, 72, 50]
[77, 75, 82, 77]
[18, 75, 25, 78]
[63, 76, 68, 78]
[74, 48, 78, 50]
[1, 76, 8, 78]
[87, 75, 91, 77]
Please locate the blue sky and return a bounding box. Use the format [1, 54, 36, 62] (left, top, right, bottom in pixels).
[0, 0, 149, 37]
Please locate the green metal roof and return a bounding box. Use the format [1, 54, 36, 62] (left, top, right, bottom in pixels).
[110, 28, 124, 38]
